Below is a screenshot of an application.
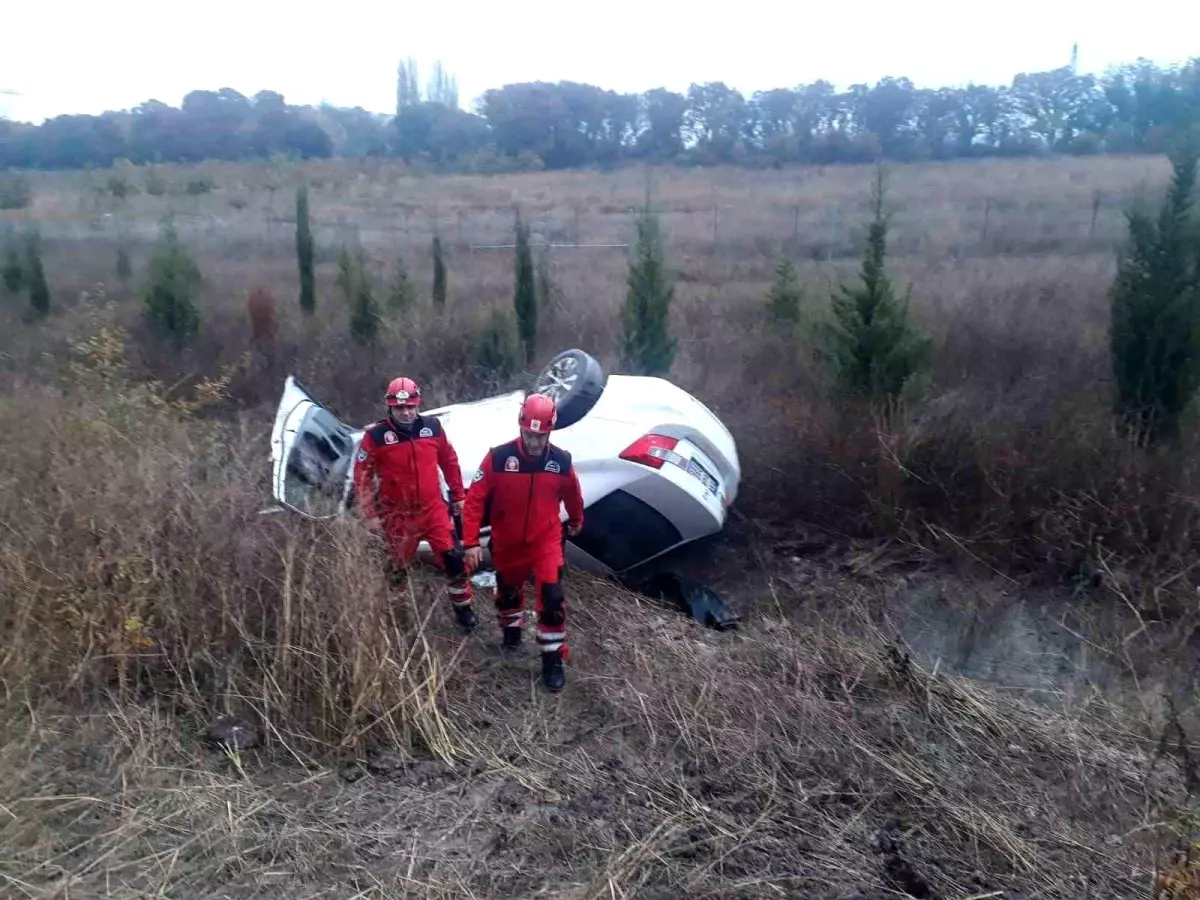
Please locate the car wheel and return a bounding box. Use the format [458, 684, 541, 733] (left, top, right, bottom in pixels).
[532, 348, 606, 430]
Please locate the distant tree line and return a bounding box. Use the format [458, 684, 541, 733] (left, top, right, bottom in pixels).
[1, 57, 1198, 172]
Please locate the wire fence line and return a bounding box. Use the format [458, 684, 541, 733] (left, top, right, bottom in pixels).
[468, 243, 630, 251]
[3, 189, 1128, 265]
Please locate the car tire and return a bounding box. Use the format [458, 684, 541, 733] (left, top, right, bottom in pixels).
[531, 348, 606, 430]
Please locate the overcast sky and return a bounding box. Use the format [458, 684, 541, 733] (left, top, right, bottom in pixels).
[2, 0, 1197, 123]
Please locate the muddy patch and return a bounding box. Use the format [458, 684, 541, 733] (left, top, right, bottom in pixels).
[879, 579, 1125, 698]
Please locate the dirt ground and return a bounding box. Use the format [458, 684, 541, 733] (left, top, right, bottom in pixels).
[2, 525, 1189, 900]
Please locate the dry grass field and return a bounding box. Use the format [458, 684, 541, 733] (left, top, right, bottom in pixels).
[3, 153, 1200, 898]
[5, 152, 1193, 565]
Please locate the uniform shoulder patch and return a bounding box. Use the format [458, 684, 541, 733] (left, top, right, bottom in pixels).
[472, 468, 484, 483]
[356, 448, 368, 462]
[546, 445, 572, 473]
[415, 417, 442, 438]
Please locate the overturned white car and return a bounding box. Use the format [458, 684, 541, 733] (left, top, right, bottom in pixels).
[268, 349, 741, 579]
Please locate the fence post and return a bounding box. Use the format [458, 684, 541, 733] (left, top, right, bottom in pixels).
[825, 202, 839, 261]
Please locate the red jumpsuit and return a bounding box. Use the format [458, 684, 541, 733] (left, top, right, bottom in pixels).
[461, 438, 584, 656]
[352, 415, 472, 610]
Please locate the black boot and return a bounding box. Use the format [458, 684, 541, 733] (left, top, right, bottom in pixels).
[502, 625, 523, 650]
[453, 604, 477, 631]
[541, 649, 565, 693]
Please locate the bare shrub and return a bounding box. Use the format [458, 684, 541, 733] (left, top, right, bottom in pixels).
[245, 285, 277, 346]
[0, 326, 455, 755]
[0, 172, 32, 210]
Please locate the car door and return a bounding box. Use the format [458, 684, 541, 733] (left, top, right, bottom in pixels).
[269, 376, 363, 519]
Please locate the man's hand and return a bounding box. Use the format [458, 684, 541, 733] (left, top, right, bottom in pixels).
[566, 523, 582, 537]
[451, 500, 464, 517]
[464, 546, 482, 571]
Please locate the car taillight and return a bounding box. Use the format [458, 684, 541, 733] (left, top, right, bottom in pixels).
[620, 434, 684, 469]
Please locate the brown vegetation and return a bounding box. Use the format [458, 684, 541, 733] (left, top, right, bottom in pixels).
[0, 344, 1191, 894]
[246, 285, 277, 347]
[2, 154, 1199, 897]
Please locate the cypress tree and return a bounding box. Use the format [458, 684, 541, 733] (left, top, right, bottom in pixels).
[1110, 141, 1200, 444]
[388, 251, 416, 311]
[336, 245, 355, 306]
[349, 251, 380, 344]
[821, 167, 930, 398]
[432, 235, 447, 310]
[513, 210, 538, 365]
[26, 229, 51, 319]
[296, 184, 315, 314]
[2, 243, 22, 294]
[536, 247, 558, 310]
[621, 205, 676, 376]
[116, 246, 132, 280]
[765, 257, 802, 333]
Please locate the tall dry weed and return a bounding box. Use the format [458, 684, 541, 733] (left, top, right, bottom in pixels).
[0, 323, 460, 757]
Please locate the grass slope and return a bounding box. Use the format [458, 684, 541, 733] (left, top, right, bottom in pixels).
[1, 575, 1176, 899]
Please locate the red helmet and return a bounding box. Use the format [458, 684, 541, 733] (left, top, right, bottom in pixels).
[385, 376, 421, 407]
[519, 393, 557, 433]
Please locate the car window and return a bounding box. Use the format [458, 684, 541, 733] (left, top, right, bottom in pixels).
[281, 406, 357, 517]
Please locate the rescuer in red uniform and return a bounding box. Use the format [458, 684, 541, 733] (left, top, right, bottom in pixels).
[462, 393, 585, 692]
[354, 376, 477, 630]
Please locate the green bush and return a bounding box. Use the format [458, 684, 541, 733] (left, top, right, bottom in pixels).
[144, 168, 167, 196]
[143, 222, 202, 347]
[474, 307, 520, 377]
[0, 174, 32, 211]
[106, 174, 135, 199]
[185, 176, 214, 196]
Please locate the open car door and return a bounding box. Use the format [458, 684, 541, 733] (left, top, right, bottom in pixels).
[269, 376, 362, 520]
